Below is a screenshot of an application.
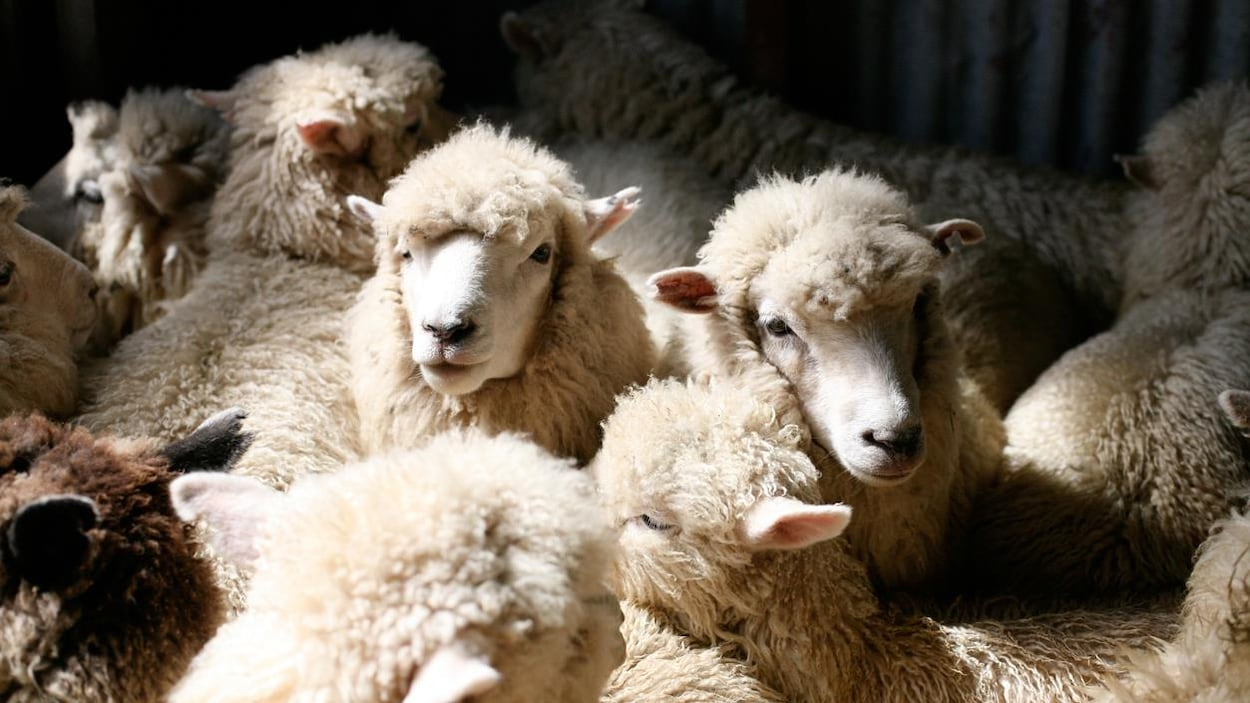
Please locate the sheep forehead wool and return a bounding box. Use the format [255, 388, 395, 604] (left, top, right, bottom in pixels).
[703, 171, 939, 319]
[379, 123, 586, 248]
[1142, 80, 1250, 198]
[236, 431, 617, 700]
[0, 185, 29, 222]
[116, 87, 229, 173]
[0, 414, 218, 700]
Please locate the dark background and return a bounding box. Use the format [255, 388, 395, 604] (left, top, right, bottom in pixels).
[3, 0, 1248, 186]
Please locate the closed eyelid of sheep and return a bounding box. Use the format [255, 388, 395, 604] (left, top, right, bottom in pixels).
[595, 378, 1176, 703]
[0, 184, 97, 418]
[167, 430, 623, 703]
[0, 410, 252, 703]
[346, 123, 654, 464]
[646, 170, 1003, 595]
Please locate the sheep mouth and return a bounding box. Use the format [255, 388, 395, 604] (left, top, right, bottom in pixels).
[842, 451, 925, 487]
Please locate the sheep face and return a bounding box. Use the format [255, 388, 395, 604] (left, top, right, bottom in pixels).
[0, 188, 98, 417]
[171, 431, 622, 703]
[651, 172, 982, 487]
[350, 124, 639, 396]
[0, 412, 237, 701]
[1120, 80, 1250, 303]
[593, 380, 850, 620]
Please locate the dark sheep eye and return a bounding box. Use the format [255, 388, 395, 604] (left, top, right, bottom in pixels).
[0, 262, 12, 287]
[405, 119, 423, 135]
[639, 514, 673, 531]
[529, 243, 552, 264]
[763, 317, 793, 337]
[401, 250, 413, 261]
[74, 182, 103, 205]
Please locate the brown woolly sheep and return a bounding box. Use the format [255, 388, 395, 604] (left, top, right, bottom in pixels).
[0, 185, 97, 418]
[0, 408, 252, 702]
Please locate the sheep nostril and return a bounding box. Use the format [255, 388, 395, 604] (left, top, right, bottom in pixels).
[423, 319, 477, 345]
[862, 426, 923, 458]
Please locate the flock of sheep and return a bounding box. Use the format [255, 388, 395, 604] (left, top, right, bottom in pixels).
[2, 0, 1249, 701]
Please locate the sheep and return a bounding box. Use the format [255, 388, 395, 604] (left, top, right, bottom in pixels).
[0, 185, 97, 418]
[593, 377, 1177, 703]
[603, 601, 787, 703]
[1092, 503, 1250, 702]
[346, 124, 654, 463]
[0, 407, 253, 703]
[965, 285, 1250, 597]
[74, 34, 447, 489]
[166, 430, 623, 703]
[19, 100, 120, 251]
[73, 87, 231, 350]
[501, 1, 1122, 397]
[647, 169, 1004, 593]
[1116, 80, 1250, 309]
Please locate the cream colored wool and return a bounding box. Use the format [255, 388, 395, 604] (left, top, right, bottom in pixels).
[75, 35, 447, 495]
[1093, 507, 1250, 702]
[348, 124, 654, 463]
[0, 186, 97, 417]
[594, 378, 1176, 703]
[169, 431, 623, 703]
[75, 87, 230, 350]
[603, 602, 787, 703]
[969, 286, 1250, 596]
[661, 170, 1003, 593]
[556, 137, 731, 378]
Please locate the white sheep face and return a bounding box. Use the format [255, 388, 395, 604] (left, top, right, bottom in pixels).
[397, 228, 556, 396]
[753, 277, 928, 487]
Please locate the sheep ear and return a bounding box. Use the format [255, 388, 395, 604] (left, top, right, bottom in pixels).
[500, 11, 558, 62]
[1219, 390, 1250, 436]
[584, 186, 641, 244]
[405, 645, 502, 703]
[347, 195, 384, 224]
[738, 497, 851, 551]
[127, 163, 211, 216]
[647, 266, 718, 314]
[297, 114, 365, 158]
[66, 100, 118, 139]
[1115, 153, 1159, 191]
[186, 89, 239, 116]
[926, 219, 984, 256]
[170, 473, 279, 570]
[7, 494, 99, 590]
[160, 407, 255, 474]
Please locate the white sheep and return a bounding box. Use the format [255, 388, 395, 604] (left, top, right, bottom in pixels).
[0, 185, 97, 417]
[167, 430, 623, 703]
[965, 84, 1250, 597]
[74, 34, 447, 492]
[647, 169, 1003, 593]
[593, 377, 1177, 703]
[346, 124, 654, 463]
[72, 87, 231, 350]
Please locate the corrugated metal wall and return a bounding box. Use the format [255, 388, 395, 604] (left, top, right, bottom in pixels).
[4, 0, 1248, 184]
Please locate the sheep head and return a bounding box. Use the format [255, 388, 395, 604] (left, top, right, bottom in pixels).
[193, 34, 447, 271]
[169, 430, 622, 703]
[349, 124, 639, 396]
[0, 409, 251, 701]
[1119, 80, 1250, 305]
[650, 171, 981, 486]
[593, 379, 851, 632]
[0, 186, 97, 417]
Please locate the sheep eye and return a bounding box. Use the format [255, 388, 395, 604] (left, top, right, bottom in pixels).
[638, 514, 673, 531]
[762, 317, 793, 337]
[529, 243, 552, 264]
[404, 118, 423, 136]
[74, 181, 103, 205]
[0, 262, 12, 287]
[400, 250, 413, 262]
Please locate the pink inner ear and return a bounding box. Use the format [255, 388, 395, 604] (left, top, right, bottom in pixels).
[742, 498, 852, 551]
[297, 120, 351, 157]
[649, 268, 718, 313]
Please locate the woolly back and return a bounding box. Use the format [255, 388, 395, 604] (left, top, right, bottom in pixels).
[0, 415, 220, 701]
[594, 379, 827, 624]
[1124, 80, 1250, 304]
[374, 122, 592, 270]
[207, 34, 444, 272]
[239, 430, 618, 702]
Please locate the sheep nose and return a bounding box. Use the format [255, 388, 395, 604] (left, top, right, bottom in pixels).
[422, 318, 477, 345]
[861, 425, 923, 459]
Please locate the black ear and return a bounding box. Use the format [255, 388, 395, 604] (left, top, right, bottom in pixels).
[500, 12, 558, 62]
[160, 407, 255, 474]
[6, 494, 99, 590]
